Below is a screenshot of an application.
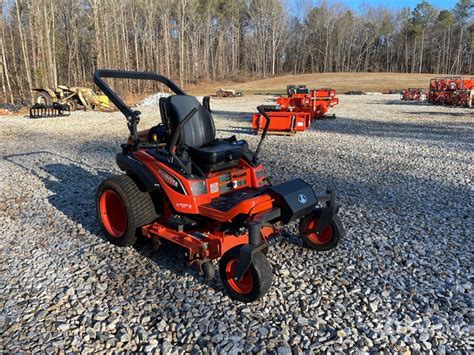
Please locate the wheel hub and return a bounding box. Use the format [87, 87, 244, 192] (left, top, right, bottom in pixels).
[226, 259, 253, 294]
[99, 190, 127, 238]
[306, 219, 333, 244]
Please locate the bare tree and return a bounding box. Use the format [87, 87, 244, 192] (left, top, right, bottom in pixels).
[0, 0, 472, 101]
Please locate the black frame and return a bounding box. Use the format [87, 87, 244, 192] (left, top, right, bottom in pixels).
[93, 69, 187, 120]
[94, 70, 188, 146]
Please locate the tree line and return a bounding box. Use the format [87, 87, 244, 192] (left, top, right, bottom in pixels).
[1, 0, 472, 103]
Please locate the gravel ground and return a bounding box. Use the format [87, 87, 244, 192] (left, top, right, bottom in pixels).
[1, 95, 472, 353]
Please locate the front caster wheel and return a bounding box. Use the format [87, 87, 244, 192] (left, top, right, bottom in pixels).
[299, 211, 344, 251]
[219, 245, 272, 303]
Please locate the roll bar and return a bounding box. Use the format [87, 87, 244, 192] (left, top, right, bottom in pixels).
[93, 69, 187, 148]
[93, 69, 186, 119]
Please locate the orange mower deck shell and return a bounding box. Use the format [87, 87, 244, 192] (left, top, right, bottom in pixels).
[142, 219, 278, 261]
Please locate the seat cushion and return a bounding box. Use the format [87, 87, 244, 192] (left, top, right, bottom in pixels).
[188, 140, 248, 172]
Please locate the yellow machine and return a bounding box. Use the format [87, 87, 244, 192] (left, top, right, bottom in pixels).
[32, 85, 109, 111]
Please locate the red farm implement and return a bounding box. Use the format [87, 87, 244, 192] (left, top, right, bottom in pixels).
[428, 77, 473, 107]
[401, 88, 424, 101]
[252, 85, 339, 135]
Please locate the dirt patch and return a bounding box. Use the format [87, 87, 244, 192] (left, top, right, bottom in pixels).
[215, 72, 444, 96]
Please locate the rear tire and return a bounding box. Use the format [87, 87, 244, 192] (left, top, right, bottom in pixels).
[219, 245, 273, 302]
[97, 175, 158, 247]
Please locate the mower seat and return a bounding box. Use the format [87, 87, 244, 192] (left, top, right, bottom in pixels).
[163, 95, 246, 172]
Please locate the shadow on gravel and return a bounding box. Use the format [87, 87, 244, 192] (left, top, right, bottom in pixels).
[133, 239, 217, 286]
[217, 126, 255, 135]
[314, 117, 473, 147]
[42, 163, 112, 235]
[212, 110, 253, 122]
[404, 111, 468, 117]
[377, 100, 433, 106]
[4, 151, 220, 292]
[370, 99, 472, 111]
[4, 151, 113, 235]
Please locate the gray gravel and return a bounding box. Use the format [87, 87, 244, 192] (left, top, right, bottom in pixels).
[1, 95, 473, 352]
[138, 92, 169, 107]
[138, 93, 203, 108]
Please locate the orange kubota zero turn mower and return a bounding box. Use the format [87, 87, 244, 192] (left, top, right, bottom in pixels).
[94, 70, 344, 302]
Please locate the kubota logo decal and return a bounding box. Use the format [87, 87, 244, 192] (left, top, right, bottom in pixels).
[298, 194, 307, 204]
[176, 203, 192, 209]
[158, 169, 179, 188]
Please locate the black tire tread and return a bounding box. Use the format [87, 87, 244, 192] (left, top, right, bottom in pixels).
[66, 100, 77, 111]
[299, 211, 344, 251]
[252, 251, 273, 297]
[108, 175, 158, 227]
[97, 174, 158, 247]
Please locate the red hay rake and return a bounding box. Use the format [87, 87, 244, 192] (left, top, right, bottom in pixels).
[427, 77, 473, 107]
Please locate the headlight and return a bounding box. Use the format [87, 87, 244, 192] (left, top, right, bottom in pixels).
[191, 181, 207, 195]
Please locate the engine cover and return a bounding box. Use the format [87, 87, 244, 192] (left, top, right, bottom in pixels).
[268, 178, 317, 224]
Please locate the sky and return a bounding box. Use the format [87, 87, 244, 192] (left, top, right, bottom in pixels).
[290, 0, 460, 13]
[346, 0, 458, 11]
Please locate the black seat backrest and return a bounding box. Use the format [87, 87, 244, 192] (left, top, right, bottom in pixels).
[164, 95, 216, 149]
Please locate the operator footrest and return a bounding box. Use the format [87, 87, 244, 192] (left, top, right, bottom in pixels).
[202, 188, 263, 212]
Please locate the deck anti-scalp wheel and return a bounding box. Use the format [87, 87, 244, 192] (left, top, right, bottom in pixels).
[219, 245, 272, 303]
[299, 211, 344, 251]
[97, 175, 158, 247]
